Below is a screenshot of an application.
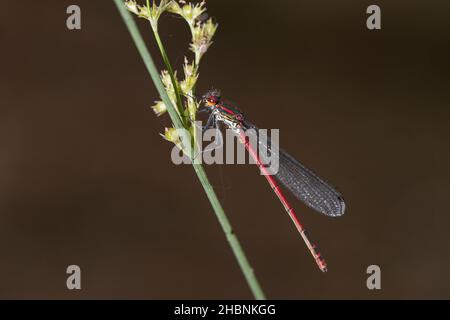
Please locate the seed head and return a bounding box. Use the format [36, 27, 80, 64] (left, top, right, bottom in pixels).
[151, 101, 167, 116]
[125, 0, 173, 30]
[190, 18, 218, 64]
[179, 57, 198, 94]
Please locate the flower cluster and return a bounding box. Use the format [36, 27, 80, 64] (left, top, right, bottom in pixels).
[125, 0, 173, 30]
[125, 0, 218, 148]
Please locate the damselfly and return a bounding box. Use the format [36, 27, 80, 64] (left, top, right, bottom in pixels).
[197, 89, 346, 272]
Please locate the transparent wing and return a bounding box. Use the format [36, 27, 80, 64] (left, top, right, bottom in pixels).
[242, 120, 346, 217]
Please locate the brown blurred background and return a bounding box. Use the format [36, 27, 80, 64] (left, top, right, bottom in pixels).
[0, 0, 449, 299]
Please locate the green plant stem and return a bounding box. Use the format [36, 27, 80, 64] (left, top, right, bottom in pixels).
[153, 30, 186, 124]
[113, 0, 266, 300]
[192, 163, 266, 300]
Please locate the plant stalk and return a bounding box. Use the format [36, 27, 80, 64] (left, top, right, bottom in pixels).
[113, 0, 266, 300]
[152, 30, 186, 124]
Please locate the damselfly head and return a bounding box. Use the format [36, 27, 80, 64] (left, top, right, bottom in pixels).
[202, 89, 221, 107]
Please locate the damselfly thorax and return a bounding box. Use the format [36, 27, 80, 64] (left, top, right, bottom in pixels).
[211, 107, 243, 132]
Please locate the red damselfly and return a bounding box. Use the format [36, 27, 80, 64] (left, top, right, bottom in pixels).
[197, 89, 346, 272]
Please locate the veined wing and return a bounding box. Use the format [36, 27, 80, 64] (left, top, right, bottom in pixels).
[242, 120, 346, 217]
